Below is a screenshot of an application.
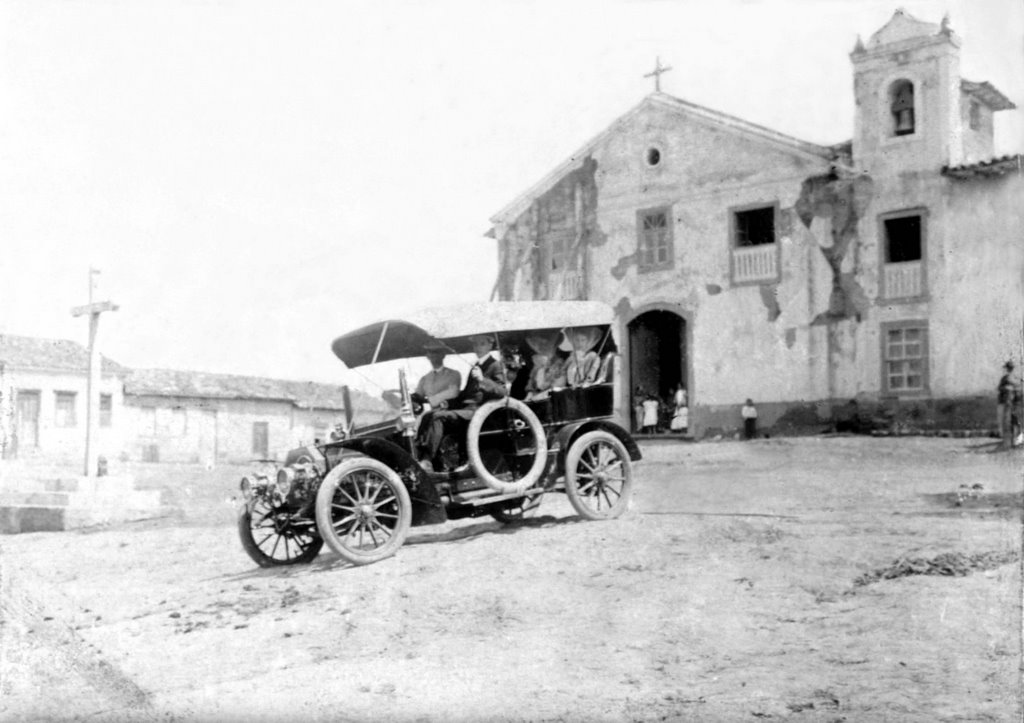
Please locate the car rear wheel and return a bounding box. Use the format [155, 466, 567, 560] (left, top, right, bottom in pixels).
[467, 398, 548, 494]
[315, 457, 412, 566]
[238, 500, 323, 567]
[564, 430, 633, 520]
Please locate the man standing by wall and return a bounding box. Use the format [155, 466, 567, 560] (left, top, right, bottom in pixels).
[999, 360, 1024, 444]
[742, 399, 758, 440]
[997, 361, 1019, 448]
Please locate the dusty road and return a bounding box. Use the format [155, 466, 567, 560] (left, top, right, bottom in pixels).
[1, 437, 1021, 722]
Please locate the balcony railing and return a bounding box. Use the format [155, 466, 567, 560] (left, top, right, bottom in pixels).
[732, 244, 777, 284]
[883, 261, 923, 299]
[551, 270, 584, 300]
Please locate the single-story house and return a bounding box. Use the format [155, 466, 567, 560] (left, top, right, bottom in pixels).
[0, 334, 126, 465]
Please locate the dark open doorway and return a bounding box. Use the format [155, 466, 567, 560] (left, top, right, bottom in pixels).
[628, 310, 687, 432]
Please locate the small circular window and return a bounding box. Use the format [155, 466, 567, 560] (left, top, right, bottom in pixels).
[645, 147, 662, 167]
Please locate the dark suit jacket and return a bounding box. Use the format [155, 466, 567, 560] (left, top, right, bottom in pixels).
[456, 354, 508, 409]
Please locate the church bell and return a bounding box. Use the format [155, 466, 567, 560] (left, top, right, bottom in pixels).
[894, 108, 915, 135]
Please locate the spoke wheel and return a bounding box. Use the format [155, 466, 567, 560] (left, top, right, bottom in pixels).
[238, 500, 322, 567]
[489, 493, 544, 524]
[467, 398, 548, 494]
[564, 430, 633, 520]
[315, 457, 412, 565]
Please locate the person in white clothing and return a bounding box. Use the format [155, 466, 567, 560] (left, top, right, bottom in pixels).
[670, 384, 688, 433]
[741, 398, 758, 440]
[641, 395, 660, 434]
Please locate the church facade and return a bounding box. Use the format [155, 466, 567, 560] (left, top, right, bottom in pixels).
[488, 10, 1023, 437]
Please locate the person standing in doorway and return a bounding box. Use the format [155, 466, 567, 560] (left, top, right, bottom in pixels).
[742, 398, 758, 440]
[641, 394, 660, 435]
[633, 386, 646, 433]
[670, 383, 688, 433]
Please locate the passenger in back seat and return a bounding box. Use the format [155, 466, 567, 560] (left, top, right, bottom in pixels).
[563, 326, 603, 388]
[524, 332, 566, 401]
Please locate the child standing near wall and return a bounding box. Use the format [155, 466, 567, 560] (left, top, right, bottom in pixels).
[742, 398, 758, 440]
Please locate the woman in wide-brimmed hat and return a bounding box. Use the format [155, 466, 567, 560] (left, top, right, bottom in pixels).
[563, 326, 603, 388]
[524, 331, 566, 400]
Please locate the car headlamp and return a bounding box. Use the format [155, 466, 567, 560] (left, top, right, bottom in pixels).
[276, 467, 295, 497]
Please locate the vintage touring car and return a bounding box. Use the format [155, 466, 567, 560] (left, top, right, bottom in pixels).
[238, 301, 641, 567]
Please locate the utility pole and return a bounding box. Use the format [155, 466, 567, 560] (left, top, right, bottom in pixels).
[71, 268, 118, 477]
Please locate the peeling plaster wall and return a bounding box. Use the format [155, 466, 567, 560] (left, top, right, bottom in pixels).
[493, 72, 1022, 435]
[935, 172, 1024, 394]
[497, 159, 603, 302]
[583, 103, 833, 415]
[818, 166, 1024, 405]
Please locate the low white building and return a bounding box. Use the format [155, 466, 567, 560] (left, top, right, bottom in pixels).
[122, 369, 391, 464]
[0, 334, 391, 466]
[0, 335, 126, 465]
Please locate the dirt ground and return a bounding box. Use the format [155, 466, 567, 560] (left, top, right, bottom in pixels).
[1, 436, 1021, 722]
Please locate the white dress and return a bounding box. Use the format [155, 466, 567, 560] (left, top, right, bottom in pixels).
[641, 399, 659, 427]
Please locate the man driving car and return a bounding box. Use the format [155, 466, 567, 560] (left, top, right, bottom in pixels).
[412, 340, 461, 410]
[420, 334, 508, 471]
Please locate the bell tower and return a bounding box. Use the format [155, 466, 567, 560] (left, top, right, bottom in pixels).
[850, 9, 963, 174]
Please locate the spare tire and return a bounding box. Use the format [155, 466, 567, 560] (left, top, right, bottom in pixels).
[466, 398, 548, 494]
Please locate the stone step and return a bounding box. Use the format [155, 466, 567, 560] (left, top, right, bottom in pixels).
[0, 506, 65, 534]
[0, 476, 138, 496]
[43, 475, 138, 494]
[0, 492, 70, 506]
[66, 490, 163, 509]
[0, 488, 160, 508]
[0, 503, 169, 534]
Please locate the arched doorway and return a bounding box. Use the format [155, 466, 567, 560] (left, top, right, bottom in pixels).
[627, 309, 688, 433]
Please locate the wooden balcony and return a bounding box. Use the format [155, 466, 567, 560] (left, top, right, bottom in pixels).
[883, 261, 923, 299]
[551, 270, 584, 300]
[732, 244, 777, 284]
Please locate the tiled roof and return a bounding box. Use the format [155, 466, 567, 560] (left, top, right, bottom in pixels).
[0, 334, 125, 375]
[961, 80, 1016, 112]
[942, 154, 1023, 179]
[124, 368, 387, 412]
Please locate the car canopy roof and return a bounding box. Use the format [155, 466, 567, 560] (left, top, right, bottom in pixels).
[331, 301, 615, 368]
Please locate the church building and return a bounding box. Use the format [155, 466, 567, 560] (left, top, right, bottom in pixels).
[487, 10, 1023, 437]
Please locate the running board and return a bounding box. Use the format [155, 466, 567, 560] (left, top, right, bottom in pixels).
[445, 485, 553, 507]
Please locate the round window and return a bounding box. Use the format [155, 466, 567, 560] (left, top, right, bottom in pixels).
[645, 147, 662, 166]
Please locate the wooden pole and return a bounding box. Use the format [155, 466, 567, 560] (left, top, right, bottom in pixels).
[72, 269, 118, 477]
[85, 311, 100, 477]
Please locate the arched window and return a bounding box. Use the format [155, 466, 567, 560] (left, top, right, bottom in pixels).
[890, 80, 915, 136]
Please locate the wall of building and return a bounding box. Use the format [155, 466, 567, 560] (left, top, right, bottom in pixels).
[495, 22, 1021, 438]
[826, 164, 1023, 417]
[0, 368, 125, 466]
[960, 92, 996, 163]
[502, 100, 839, 435]
[122, 396, 360, 464]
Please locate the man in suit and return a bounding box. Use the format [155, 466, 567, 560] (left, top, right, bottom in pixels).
[420, 334, 508, 471]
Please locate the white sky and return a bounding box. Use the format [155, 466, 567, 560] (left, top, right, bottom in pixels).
[1, 0, 1021, 388]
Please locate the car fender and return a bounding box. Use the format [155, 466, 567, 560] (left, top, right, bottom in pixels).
[552, 420, 642, 477]
[328, 437, 445, 525]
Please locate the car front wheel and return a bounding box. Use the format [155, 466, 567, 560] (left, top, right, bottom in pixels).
[238, 501, 323, 567]
[315, 457, 412, 565]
